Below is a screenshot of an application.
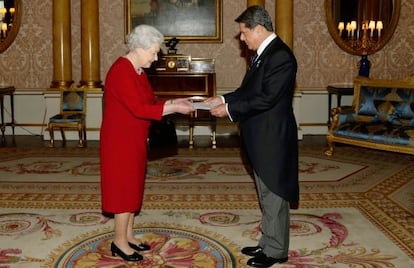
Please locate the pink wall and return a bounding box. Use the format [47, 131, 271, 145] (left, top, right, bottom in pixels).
[0, 0, 413, 90]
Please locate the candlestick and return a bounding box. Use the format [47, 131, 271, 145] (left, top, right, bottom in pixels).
[376, 21, 383, 38]
[338, 22, 344, 36]
[1, 22, 7, 37]
[369, 20, 375, 37]
[350, 21, 357, 38]
[0, 7, 6, 18]
[0, 1, 3, 22]
[346, 22, 351, 38]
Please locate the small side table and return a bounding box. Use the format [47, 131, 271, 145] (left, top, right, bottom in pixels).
[0, 86, 16, 144]
[188, 96, 216, 149]
[327, 84, 354, 125]
[189, 109, 217, 149]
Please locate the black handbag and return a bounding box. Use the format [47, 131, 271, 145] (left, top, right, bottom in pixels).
[148, 118, 177, 148]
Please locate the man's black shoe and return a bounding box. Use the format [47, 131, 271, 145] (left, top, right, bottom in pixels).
[241, 246, 263, 257]
[247, 253, 288, 268]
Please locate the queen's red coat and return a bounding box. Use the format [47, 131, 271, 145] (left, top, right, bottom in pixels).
[100, 57, 165, 214]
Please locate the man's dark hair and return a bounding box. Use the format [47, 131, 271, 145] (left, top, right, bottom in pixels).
[235, 5, 273, 32]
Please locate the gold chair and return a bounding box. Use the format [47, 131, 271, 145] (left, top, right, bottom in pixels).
[48, 85, 87, 147]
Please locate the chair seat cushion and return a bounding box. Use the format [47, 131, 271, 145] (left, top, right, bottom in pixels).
[334, 122, 414, 145]
[49, 113, 85, 123]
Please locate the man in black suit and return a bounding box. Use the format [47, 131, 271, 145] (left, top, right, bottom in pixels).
[205, 5, 299, 268]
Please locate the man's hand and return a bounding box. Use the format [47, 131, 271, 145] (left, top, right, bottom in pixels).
[203, 96, 228, 117]
[203, 96, 222, 107]
[210, 104, 228, 118]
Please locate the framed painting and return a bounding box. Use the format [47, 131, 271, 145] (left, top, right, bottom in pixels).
[125, 0, 222, 43]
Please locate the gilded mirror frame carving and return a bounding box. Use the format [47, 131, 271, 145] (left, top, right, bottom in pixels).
[325, 0, 401, 56]
[0, 0, 21, 53]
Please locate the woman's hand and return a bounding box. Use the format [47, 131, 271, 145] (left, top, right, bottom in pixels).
[173, 97, 193, 104]
[163, 98, 195, 115]
[175, 99, 195, 114]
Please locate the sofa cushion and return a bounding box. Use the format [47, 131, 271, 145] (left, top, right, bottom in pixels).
[357, 86, 414, 126]
[388, 102, 414, 126]
[334, 122, 414, 145]
[358, 86, 391, 116]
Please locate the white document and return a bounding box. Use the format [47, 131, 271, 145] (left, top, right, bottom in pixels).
[192, 102, 212, 110]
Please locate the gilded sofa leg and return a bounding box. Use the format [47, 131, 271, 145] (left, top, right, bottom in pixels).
[325, 135, 334, 156]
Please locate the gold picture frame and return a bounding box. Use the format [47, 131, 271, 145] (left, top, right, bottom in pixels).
[125, 0, 222, 43]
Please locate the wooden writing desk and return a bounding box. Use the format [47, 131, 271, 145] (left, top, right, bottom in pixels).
[147, 71, 217, 148]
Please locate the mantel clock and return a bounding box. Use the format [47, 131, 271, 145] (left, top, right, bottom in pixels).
[156, 54, 191, 72]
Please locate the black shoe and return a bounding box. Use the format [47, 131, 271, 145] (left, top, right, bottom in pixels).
[111, 242, 143, 262]
[247, 253, 288, 268]
[128, 242, 151, 251]
[241, 246, 263, 257]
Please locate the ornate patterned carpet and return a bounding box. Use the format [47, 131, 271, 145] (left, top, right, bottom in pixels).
[0, 145, 413, 267]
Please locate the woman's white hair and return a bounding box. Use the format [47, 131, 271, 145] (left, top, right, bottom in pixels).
[126, 25, 164, 51]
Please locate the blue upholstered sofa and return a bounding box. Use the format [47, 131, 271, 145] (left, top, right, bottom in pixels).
[325, 76, 414, 156]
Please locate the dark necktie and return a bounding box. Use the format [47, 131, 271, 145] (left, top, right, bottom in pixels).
[250, 53, 258, 67]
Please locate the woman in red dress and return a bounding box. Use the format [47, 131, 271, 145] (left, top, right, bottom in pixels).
[100, 25, 194, 262]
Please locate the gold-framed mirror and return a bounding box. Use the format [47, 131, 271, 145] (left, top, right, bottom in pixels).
[325, 0, 401, 56]
[0, 0, 21, 53]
